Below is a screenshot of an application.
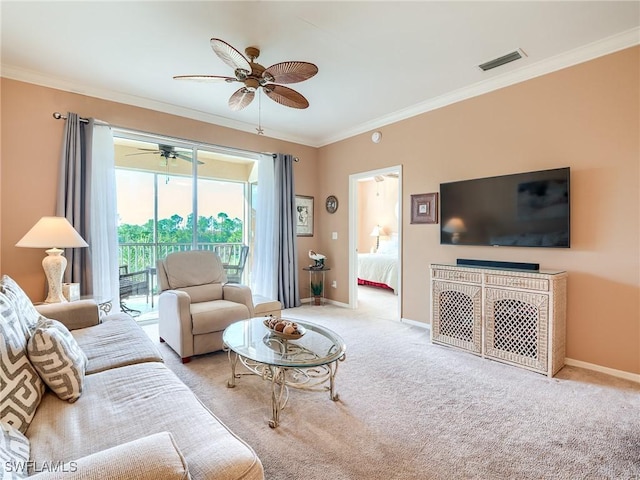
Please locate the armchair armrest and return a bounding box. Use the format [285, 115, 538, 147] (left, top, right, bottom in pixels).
[223, 284, 254, 317]
[157, 290, 194, 359]
[35, 300, 100, 330]
[29, 431, 190, 480]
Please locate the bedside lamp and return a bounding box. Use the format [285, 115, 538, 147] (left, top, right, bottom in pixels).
[443, 218, 467, 244]
[370, 225, 384, 252]
[16, 216, 88, 303]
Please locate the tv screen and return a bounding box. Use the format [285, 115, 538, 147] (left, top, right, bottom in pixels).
[440, 167, 570, 248]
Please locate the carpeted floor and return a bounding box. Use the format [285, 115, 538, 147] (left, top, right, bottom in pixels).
[144, 293, 640, 480]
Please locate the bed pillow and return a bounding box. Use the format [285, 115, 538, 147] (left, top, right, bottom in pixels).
[0, 293, 45, 434]
[377, 237, 398, 255]
[0, 421, 30, 479]
[27, 317, 88, 403]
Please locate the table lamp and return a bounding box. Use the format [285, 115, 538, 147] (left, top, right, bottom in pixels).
[370, 225, 384, 252]
[16, 216, 88, 303]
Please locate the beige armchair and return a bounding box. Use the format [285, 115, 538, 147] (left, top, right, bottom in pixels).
[156, 250, 254, 363]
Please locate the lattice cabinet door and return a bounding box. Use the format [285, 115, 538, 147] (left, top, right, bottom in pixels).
[431, 281, 482, 355]
[484, 288, 549, 374]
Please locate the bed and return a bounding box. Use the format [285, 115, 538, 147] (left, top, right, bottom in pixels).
[357, 252, 398, 294]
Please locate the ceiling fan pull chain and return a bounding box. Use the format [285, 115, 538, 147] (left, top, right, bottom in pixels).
[256, 91, 264, 135]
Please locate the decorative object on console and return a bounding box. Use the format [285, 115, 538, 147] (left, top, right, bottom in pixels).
[308, 250, 326, 269]
[443, 218, 467, 244]
[15, 217, 88, 303]
[410, 193, 438, 224]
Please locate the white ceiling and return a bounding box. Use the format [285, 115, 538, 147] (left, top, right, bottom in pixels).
[2, 2, 638, 147]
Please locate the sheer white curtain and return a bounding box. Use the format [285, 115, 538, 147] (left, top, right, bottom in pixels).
[251, 154, 277, 299]
[89, 124, 120, 307]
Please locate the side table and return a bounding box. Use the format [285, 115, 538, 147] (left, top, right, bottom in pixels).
[302, 267, 330, 305]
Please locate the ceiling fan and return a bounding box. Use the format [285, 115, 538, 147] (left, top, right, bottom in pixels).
[174, 38, 318, 111]
[126, 144, 202, 165]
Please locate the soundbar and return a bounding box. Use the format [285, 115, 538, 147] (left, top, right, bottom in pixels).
[456, 258, 540, 271]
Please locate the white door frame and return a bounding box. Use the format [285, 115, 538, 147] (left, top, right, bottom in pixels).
[348, 165, 402, 318]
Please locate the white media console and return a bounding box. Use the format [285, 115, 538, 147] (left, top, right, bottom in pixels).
[430, 263, 567, 377]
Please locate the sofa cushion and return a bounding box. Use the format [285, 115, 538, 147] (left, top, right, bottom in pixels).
[164, 250, 227, 289]
[0, 421, 30, 480]
[27, 317, 87, 403]
[71, 314, 163, 374]
[29, 432, 190, 480]
[0, 275, 41, 334]
[190, 301, 250, 335]
[0, 293, 45, 434]
[27, 362, 263, 480]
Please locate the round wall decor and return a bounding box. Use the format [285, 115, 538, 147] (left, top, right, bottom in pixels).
[325, 195, 339, 213]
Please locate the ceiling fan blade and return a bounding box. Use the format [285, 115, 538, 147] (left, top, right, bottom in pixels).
[175, 153, 204, 165]
[210, 38, 251, 73]
[173, 74, 237, 83]
[125, 151, 161, 157]
[263, 61, 318, 84]
[229, 88, 255, 111]
[264, 85, 309, 109]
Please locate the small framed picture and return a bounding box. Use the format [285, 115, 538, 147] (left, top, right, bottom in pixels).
[411, 193, 438, 224]
[295, 195, 314, 236]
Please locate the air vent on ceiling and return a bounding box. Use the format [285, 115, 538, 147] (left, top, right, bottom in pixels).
[478, 48, 527, 71]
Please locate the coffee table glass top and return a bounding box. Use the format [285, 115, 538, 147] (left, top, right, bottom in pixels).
[223, 317, 346, 368]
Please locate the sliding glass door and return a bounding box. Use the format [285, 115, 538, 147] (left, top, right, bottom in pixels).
[113, 132, 259, 316]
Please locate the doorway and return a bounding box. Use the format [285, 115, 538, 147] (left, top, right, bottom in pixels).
[348, 165, 402, 319]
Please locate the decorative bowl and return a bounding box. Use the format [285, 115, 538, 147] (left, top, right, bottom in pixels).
[263, 318, 306, 340]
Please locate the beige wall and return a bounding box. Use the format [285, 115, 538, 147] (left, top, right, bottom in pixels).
[1, 46, 638, 375]
[316, 47, 639, 375]
[0, 78, 319, 301]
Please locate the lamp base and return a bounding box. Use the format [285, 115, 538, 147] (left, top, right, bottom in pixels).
[43, 248, 69, 304]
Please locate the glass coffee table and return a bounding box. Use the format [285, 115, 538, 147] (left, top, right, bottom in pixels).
[223, 317, 347, 428]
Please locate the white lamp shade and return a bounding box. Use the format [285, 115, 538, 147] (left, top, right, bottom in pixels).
[16, 216, 88, 248]
[370, 225, 384, 237]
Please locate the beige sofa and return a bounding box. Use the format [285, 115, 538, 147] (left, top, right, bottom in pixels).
[0, 279, 264, 479]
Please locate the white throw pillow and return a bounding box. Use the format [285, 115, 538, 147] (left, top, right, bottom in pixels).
[27, 317, 88, 403]
[0, 293, 45, 434]
[0, 421, 30, 479]
[0, 275, 42, 334]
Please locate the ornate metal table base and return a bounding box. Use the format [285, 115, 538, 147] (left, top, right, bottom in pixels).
[225, 337, 345, 428]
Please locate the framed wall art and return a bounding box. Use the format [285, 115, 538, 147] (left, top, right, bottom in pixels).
[410, 192, 438, 224]
[295, 195, 314, 236]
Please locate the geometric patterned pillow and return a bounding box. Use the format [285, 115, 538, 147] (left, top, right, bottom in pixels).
[0, 294, 45, 434]
[27, 317, 87, 403]
[0, 421, 29, 479]
[0, 275, 42, 335]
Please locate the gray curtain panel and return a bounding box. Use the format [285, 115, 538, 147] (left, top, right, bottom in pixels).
[56, 113, 93, 294]
[274, 154, 300, 308]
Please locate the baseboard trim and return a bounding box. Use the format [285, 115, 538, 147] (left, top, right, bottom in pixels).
[401, 317, 430, 330]
[565, 358, 640, 383]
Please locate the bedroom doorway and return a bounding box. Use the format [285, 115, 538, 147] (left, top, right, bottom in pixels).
[348, 165, 402, 319]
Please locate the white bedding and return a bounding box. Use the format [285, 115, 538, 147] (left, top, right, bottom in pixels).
[357, 253, 398, 293]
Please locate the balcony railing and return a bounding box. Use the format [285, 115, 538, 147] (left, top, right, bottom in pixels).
[118, 242, 246, 282]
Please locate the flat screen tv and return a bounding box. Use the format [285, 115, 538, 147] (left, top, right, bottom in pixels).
[440, 167, 570, 248]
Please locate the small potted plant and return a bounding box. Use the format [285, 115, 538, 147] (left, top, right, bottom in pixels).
[311, 280, 323, 305]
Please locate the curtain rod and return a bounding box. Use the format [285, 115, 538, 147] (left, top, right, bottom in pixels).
[53, 111, 298, 161]
[53, 112, 89, 123]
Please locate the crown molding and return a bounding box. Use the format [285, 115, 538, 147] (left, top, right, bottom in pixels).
[0, 65, 311, 146]
[2, 26, 638, 149]
[318, 26, 640, 147]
